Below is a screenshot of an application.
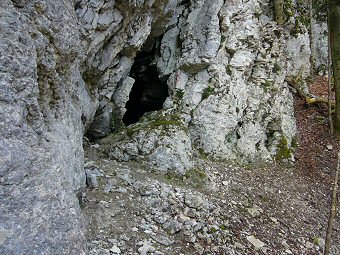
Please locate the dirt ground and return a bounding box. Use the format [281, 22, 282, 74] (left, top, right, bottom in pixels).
[294, 76, 338, 183]
[83, 77, 340, 255]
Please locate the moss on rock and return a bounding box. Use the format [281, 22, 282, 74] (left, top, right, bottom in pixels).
[126, 113, 186, 137]
[275, 136, 295, 161]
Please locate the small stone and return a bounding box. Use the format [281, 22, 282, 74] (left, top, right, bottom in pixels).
[151, 225, 159, 232]
[326, 144, 333, 150]
[247, 205, 263, 217]
[177, 214, 191, 223]
[115, 187, 127, 193]
[163, 219, 183, 234]
[118, 173, 134, 185]
[86, 171, 99, 188]
[234, 242, 245, 250]
[326, 144, 333, 151]
[246, 235, 265, 249]
[138, 243, 156, 255]
[305, 241, 314, 249]
[107, 239, 116, 244]
[153, 252, 164, 255]
[184, 193, 204, 209]
[110, 245, 121, 254]
[153, 214, 169, 224]
[103, 179, 116, 193]
[193, 243, 204, 254]
[131, 227, 138, 232]
[222, 180, 229, 186]
[151, 234, 173, 246]
[187, 235, 196, 243]
[84, 161, 97, 168]
[269, 217, 278, 224]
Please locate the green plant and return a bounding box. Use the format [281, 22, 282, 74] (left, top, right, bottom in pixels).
[219, 225, 228, 231]
[184, 168, 207, 180]
[273, 63, 281, 74]
[261, 80, 272, 92]
[208, 227, 218, 234]
[226, 65, 232, 76]
[175, 89, 185, 100]
[202, 87, 215, 100]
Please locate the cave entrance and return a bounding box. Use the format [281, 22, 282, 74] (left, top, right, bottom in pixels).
[122, 48, 169, 125]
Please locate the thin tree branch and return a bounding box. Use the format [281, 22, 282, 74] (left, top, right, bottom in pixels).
[286, 76, 335, 107]
[324, 141, 340, 255]
[328, 0, 334, 135]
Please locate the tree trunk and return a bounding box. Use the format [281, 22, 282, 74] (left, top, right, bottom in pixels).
[329, 0, 340, 134]
[273, 0, 284, 25]
[309, 0, 315, 75]
[328, 1, 334, 135]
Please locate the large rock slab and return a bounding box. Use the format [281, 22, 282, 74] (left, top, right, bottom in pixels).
[0, 1, 91, 254]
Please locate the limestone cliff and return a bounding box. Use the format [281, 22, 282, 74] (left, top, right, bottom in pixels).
[0, 0, 324, 254]
[103, 0, 298, 172]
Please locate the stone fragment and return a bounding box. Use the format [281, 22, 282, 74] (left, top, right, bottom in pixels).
[269, 217, 278, 224]
[138, 243, 156, 255]
[326, 144, 333, 150]
[184, 194, 204, 209]
[177, 214, 191, 223]
[305, 241, 314, 249]
[86, 171, 99, 188]
[150, 234, 173, 246]
[110, 245, 121, 254]
[246, 235, 266, 249]
[234, 242, 245, 250]
[222, 180, 229, 186]
[193, 243, 205, 254]
[247, 205, 263, 217]
[163, 220, 183, 234]
[103, 179, 116, 193]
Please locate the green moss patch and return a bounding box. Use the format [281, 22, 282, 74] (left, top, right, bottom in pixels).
[126, 113, 187, 137]
[275, 136, 294, 161]
[202, 87, 215, 100]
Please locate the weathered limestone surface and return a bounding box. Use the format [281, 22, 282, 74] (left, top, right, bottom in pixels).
[0, 1, 90, 254]
[108, 0, 297, 169]
[311, 20, 328, 75]
[1, 0, 177, 253]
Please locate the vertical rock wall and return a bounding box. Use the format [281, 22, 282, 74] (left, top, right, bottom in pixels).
[0, 1, 91, 254]
[1, 0, 177, 253]
[106, 0, 297, 172]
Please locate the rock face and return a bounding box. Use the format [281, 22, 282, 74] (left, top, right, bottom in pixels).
[0, 0, 178, 253]
[105, 0, 297, 172]
[0, 1, 91, 254]
[0, 0, 325, 254]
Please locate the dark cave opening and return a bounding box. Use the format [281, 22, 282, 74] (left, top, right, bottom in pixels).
[122, 50, 169, 125]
